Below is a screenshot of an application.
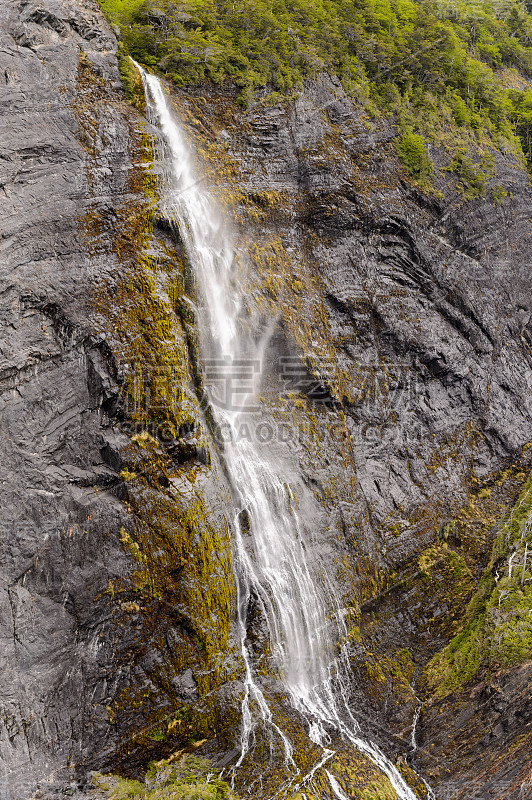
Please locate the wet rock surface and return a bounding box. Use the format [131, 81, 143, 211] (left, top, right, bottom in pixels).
[1, 1, 532, 798]
[416, 662, 532, 799]
[167, 72, 532, 797]
[0, 3, 236, 798]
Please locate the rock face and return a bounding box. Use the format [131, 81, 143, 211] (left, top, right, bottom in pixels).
[0, 3, 237, 798]
[214, 75, 532, 549]
[416, 661, 532, 799]
[1, 1, 532, 799]
[173, 75, 532, 797]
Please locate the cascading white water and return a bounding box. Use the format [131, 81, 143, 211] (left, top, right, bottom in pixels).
[134, 62, 417, 800]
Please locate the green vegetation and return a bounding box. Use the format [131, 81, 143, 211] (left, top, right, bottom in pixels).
[510, 86, 532, 163]
[98, 0, 532, 172]
[396, 132, 433, 183]
[424, 473, 532, 697]
[119, 50, 146, 107]
[93, 754, 240, 799]
[491, 184, 509, 204]
[446, 148, 492, 198]
[354, 778, 397, 800]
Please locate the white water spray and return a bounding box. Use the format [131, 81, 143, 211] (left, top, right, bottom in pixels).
[134, 62, 417, 800]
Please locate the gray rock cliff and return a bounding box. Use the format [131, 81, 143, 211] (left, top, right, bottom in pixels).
[1, 1, 531, 798]
[0, 3, 236, 797]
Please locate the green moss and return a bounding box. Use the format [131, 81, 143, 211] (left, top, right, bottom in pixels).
[395, 762, 428, 800]
[491, 185, 509, 205]
[86, 114, 198, 442]
[424, 472, 532, 696]
[112, 478, 236, 672]
[98, 753, 240, 800]
[356, 778, 397, 800]
[324, 751, 403, 800]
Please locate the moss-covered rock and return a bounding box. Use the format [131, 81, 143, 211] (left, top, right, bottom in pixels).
[423, 472, 532, 697]
[91, 753, 240, 799]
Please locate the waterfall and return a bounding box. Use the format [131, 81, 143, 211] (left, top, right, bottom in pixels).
[133, 62, 417, 800]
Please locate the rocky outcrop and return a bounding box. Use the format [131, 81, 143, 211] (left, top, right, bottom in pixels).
[0, 3, 237, 798]
[417, 661, 532, 798]
[1, 1, 532, 798]
[164, 73, 532, 796]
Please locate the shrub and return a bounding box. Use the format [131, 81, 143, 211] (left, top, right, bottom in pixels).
[448, 150, 487, 199]
[396, 132, 433, 181]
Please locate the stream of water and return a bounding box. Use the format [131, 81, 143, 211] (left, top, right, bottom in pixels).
[134, 62, 418, 800]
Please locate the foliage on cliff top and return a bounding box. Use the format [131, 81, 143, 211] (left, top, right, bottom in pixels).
[99, 0, 532, 167]
[424, 472, 532, 697]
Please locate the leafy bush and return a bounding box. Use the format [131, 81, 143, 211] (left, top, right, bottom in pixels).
[396, 132, 433, 181]
[117, 42, 146, 107]
[510, 88, 532, 165]
[448, 149, 488, 199]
